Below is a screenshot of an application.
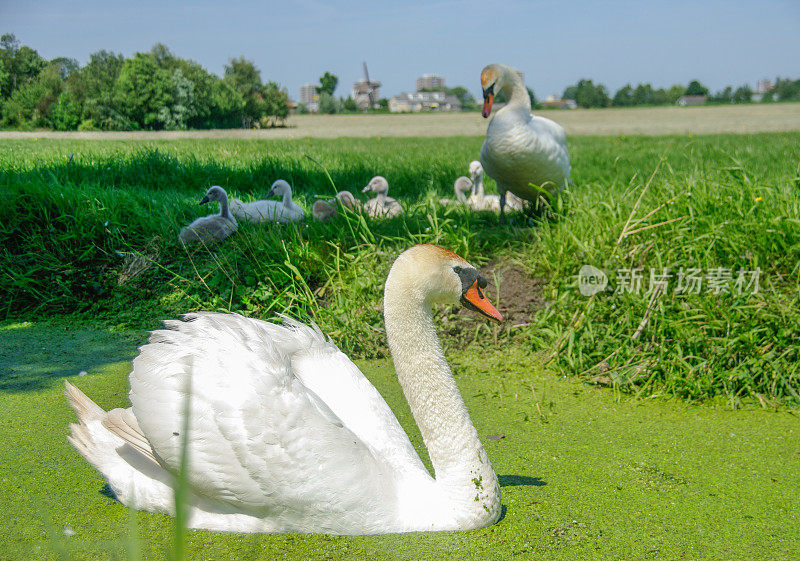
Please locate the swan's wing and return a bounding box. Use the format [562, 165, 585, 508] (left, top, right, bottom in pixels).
[530, 115, 567, 146]
[180, 215, 236, 243]
[129, 312, 396, 516]
[237, 200, 280, 222]
[281, 317, 427, 475]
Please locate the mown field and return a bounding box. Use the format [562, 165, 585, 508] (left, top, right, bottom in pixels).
[1, 132, 799, 559]
[1, 102, 799, 140]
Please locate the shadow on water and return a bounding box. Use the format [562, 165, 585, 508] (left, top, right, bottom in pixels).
[0, 323, 145, 392]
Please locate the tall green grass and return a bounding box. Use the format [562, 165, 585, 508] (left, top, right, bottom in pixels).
[1, 134, 799, 403]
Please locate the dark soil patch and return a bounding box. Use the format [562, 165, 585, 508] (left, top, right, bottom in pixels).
[438, 258, 547, 348]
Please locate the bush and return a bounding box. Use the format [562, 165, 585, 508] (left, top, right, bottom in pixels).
[51, 91, 82, 130]
[77, 118, 95, 131]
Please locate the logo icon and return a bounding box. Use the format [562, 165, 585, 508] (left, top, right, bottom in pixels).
[578, 265, 608, 297]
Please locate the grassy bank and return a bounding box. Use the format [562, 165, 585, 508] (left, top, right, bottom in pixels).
[1, 134, 799, 403]
[0, 322, 798, 560]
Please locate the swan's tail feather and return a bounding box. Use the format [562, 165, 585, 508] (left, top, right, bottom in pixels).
[65, 380, 105, 423]
[67, 417, 100, 466]
[103, 407, 160, 466]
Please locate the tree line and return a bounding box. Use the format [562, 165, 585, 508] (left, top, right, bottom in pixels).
[0, 34, 289, 130]
[559, 77, 800, 109]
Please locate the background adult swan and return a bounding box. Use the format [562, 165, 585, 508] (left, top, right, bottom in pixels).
[66, 245, 504, 535]
[479, 63, 571, 219]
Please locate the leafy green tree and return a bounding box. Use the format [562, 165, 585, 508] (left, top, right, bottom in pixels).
[774, 77, 800, 101]
[207, 78, 245, 127]
[0, 58, 9, 100]
[564, 79, 610, 108]
[613, 84, 634, 106]
[652, 88, 669, 105]
[158, 68, 195, 130]
[343, 96, 357, 111]
[685, 80, 709, 96]
[667, 84, 686, 103]
[732, 85, 752, 104]
[1, 62, 62, 127]
[224, 56, 264, 126]
[447, 86, 476, 110]
[317, 91, 341, 114]
[49, 57, 79, 80]
[51, 90, 82, 130]
[259, 81, 289, 127]
[0, 34, 45, 97]
[632, 83, 654, 105]
[75, 50, 124, 129]
[225, 56, 261, 96]
[711, 86, 733, 103]
[113, 53, 173, 129]
[317, 72, 338, 96]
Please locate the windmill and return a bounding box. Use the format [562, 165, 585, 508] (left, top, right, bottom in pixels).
[352, 62, 381, 110]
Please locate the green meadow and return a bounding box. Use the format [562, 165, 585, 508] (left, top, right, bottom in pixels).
[1, 133, 799, 559]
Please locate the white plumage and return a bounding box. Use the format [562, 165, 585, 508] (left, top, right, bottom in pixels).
[440, 176, 472, 206]
[66, 245, 503, 535]
[178, 186, 238, 244]
[230, 180, 304, 224]
[479, 63, 571, 217]
[362, 176, 403, 218]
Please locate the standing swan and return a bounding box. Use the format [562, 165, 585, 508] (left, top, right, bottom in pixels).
[468, 161, 525, 213]
[479, 63, 571, 219]
[362, 176, 403, 218]
[65, 245, 503, 535]
[178, 186, 238, 244]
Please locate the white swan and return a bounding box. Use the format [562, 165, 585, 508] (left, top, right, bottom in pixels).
[178, 186, 238, 244]
[362, 176, 403, 218]
[312, 191, 361, 222]
[65, 244, 503, 535]
[467, 161, 526, 213]
[230, 180, 304, 224]
[479, 63, 571, 218]
[439, 176, 472, 206]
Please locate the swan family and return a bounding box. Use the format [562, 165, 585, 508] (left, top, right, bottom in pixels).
[70, 62, 572, 535]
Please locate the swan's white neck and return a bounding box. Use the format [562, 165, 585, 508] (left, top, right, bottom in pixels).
[383, 264, 500, 524]
[498, 68, 531, 120]
[472, 172, 485, 198]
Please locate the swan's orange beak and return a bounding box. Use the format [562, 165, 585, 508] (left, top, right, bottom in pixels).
[482, 92, 494, 118]
[462, 280, 503, 323]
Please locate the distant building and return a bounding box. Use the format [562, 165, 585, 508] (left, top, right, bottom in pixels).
[677, 95, 708, 106]
[299, 83, 319, 112]
[416, 74, 446, 92]
[389, 91, 462, 112]
[756, 80, 774, 94]
[542, 94, 577, 109]
[352, 79, 381, 110]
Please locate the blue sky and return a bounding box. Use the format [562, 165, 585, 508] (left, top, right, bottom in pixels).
[2, 0, 799, 102]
